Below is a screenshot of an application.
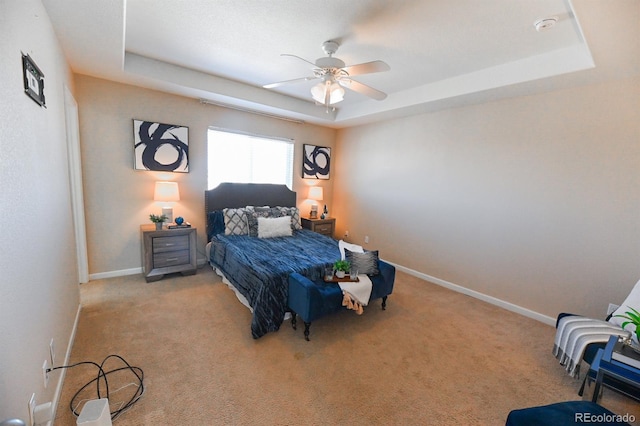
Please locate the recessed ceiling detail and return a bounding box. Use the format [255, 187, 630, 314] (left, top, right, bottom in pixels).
[42, 0, 605, 127]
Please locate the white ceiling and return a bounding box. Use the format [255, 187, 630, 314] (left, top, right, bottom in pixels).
[41, 0, 639, 128]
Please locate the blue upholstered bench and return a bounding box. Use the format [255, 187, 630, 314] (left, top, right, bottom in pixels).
[505, 401, 632, 425]
[287, 260, 395, 340]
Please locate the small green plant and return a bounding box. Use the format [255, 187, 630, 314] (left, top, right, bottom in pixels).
[149, 214, 168, 223]
[333, 260, 351, 272]
[614, 307, 640, 342]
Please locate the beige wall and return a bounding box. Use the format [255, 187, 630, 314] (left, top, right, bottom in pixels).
[0, 0, 80, 420]
[333, 75, 640, 322]
[74, 75, 336, 275]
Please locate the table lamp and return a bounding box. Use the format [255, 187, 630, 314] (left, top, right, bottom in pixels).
[154, 181, 180, 223]
[308, 186, 323, 219]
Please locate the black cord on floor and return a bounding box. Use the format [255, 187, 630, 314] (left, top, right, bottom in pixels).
[48, 354, 144, 421]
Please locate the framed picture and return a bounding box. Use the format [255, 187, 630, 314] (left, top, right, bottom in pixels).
[22, 53, 45, 107]
[302, 144, 331, 179]
[133, 120, 189, 173]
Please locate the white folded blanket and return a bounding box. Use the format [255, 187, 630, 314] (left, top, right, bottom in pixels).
[553, 315, 629, 377]
[339, 274, 373, 307]
[337, 240, 373, 314]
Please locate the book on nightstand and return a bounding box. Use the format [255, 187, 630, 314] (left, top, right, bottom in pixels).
[168, 222, 191, 229]
[612, 340, 640, 370]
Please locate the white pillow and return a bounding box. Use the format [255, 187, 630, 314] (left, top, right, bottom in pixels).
[609, 278, 640, 342]
[257, 216, 292, 238]
[339, 239, 364, 260]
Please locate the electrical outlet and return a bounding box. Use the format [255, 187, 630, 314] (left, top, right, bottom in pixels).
[364, 235, 369, 244]
[49, 338, 55, 365]
[608, 303, 620, 316]
[344, 230, 349, 237]
[28, 393, 36, 426]
[42, 360, 49, 388]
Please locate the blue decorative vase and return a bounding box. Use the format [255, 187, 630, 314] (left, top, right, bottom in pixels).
[175, 217, 184, 225]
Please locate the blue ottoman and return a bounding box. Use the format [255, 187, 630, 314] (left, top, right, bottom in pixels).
[505, 401, 632, 425]
[288, 260, 395, 340]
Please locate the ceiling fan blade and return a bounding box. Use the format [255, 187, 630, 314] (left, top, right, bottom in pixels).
[342, 60, 390, 76]
[263, 76, 317, 89]
[280, 54, 318, 68]
[339, 79, 387, 100]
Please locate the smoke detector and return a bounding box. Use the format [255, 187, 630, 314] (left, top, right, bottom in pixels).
[534, 17, 558, 32]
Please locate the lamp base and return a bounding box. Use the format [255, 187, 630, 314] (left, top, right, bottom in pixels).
[161, 206, 173, 224]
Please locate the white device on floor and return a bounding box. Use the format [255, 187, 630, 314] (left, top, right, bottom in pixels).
[76, 399, 112, 426]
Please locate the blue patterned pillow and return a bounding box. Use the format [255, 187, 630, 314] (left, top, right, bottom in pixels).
[345, 249, 380, 275]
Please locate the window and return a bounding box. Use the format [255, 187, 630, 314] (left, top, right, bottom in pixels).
[207, 128, 294, 190]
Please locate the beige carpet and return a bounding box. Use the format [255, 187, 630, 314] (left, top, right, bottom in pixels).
[54, 267, 640, 425]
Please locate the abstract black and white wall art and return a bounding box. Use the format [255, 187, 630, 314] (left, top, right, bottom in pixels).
[302, 144, 331, 179]
[133, 120, 189, 173]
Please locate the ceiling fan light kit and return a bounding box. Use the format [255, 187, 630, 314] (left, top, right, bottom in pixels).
[263, 40, 390, 112]
[311, 80, 344, 105]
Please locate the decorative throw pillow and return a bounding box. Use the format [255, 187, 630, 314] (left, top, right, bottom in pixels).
[246, 208, 282, 237]
[609, 278, 640, 342]
[276, 206, 302, 230]
[223, 207, 249, 235]
[345, 249, 380, 275]
[257, 216, 293, 238]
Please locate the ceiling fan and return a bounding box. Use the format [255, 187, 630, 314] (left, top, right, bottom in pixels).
[263, 40, 390, 112]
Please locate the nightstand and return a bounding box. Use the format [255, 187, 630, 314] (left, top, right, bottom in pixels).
[141, 224, 197, 282]
[301, 217, 335, 238]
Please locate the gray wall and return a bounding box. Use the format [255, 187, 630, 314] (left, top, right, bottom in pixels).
[333, 75, 640, 322]
[0, 0, 80, 421]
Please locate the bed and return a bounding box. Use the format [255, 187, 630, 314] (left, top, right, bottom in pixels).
[205, 183, 342, 338]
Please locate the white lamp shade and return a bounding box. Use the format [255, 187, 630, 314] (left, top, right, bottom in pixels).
[154, 181, 180, 202]
[308, 186, 323, 201]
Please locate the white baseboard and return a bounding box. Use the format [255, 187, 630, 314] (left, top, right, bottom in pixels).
[387, 261, 556, 326]
[89, 267, 142, 281]
[90, 259, 209, 281]
[48, 303, 82, 426]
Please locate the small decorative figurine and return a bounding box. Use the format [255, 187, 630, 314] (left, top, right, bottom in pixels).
[175, 216, 184, 225]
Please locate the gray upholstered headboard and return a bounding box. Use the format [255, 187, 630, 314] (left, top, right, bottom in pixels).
[205, 182, 297, 240]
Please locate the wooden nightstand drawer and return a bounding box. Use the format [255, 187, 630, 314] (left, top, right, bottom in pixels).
[314, 223, 333, 234]
[153, 235, 190, 253]
[301, 217, 336, 238]
[153, 249, 191, 268]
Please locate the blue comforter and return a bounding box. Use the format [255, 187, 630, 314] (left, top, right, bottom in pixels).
[209, 229, 340, 338]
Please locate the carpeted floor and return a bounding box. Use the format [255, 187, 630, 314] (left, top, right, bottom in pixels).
[54, 267, 640, 425]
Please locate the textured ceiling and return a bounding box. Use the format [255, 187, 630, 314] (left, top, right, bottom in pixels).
[41, 0, 640, 127]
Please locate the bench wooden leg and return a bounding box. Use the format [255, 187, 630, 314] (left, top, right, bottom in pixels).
[382, 296, 388, 310]
[304, 322, 311, 341]
[291, 311, 297, 330]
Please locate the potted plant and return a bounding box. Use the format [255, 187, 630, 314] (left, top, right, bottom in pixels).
[333, 260, 351, 278]
[614, 307, 640, 345]
[149, 214, 168, 230]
